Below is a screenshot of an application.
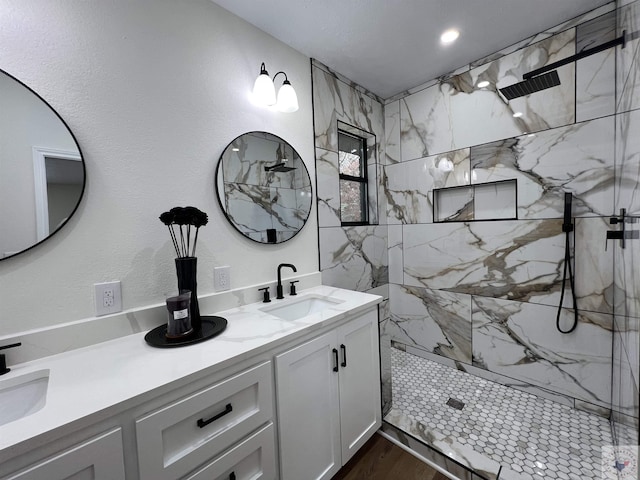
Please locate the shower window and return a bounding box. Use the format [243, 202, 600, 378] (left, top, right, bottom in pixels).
[338, 130, 368, 225]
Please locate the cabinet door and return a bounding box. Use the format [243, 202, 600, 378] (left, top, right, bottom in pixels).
[5, 428, 125, 480]
[275, 331, 341, 480]
[337, 310, 381, 464]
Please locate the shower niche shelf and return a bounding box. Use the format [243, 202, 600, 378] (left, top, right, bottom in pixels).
[433, 179, 517, 222]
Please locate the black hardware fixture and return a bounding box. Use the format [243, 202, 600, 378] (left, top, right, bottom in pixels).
[332, 348, 339, 372]
[499, 31, 626, 100]
[0, 342, 22, 375]
[197, 403, 233, 428]
[556, 193, 578, 334]
[276, 263, 297, 299]
[289, 280, 299, 296]
[340, 344, 347, 368]
[607, 208, 639, 250]
[229, 473, 236, 480]
[264, 162, 296, 173]
[259, 286, 271, 303]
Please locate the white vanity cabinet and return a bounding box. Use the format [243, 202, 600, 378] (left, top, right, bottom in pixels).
[3, 428, 125, 480]
[0, 286, 382, 480]
[275, 308, 381, 480]
[135, 361, 274, 480]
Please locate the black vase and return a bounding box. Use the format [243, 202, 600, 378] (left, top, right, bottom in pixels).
[175, 257, 201, 331]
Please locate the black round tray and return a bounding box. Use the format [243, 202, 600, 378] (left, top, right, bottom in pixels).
[144, 316, 227, 348]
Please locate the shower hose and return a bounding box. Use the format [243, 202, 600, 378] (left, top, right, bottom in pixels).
[556, 193, 578, 334]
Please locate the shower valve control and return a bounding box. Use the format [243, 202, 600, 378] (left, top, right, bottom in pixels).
[606, 208, 639, 250]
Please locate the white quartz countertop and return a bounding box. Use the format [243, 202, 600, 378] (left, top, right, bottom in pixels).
[0, 285, 381, 460]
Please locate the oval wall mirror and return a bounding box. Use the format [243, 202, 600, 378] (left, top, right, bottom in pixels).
[0, 69, 85, 261]
[216, 132, 312, 244]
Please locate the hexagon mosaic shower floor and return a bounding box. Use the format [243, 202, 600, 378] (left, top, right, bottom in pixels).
[389, 347, 614, 479]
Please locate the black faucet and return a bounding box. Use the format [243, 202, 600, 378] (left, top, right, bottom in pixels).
[276, 263, 297, 299]
[0, 342, 21, 375]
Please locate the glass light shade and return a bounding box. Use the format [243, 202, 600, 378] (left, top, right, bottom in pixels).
[253, 73, 276, 106]
[277, 81, 299, 112]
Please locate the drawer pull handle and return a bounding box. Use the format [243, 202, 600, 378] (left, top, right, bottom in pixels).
[332, 348, 339, 372]
[197, 403, 233, 428]
[229, 472, 236, 480]
[340, 344, 347, 368]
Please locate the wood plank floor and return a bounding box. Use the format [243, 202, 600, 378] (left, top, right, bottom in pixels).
[331, 433, 451, 480]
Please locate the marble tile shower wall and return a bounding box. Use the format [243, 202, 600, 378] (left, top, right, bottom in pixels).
[311, 60, 391, 410]
[383, 0, 639, 428]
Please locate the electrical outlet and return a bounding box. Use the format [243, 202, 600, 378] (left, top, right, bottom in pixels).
[214, 266, 231, 291]
[94, 281, 122, 316]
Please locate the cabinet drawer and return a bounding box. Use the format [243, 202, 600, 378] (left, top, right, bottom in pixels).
[185, 422, 276, 480]
[136, 361, 273, 480]
[5, 428, 125, 480]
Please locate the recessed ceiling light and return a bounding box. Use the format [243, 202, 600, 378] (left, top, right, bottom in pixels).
[477, 80, 490, 88]
[440, 29, 460, 45]
[513, 112, 523, 118]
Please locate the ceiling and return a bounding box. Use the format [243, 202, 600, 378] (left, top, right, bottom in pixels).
[211, 0, 612, 99]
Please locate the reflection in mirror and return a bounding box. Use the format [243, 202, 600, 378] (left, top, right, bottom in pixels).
[216, 132, 312, 244]
[0, 69, 85, 260]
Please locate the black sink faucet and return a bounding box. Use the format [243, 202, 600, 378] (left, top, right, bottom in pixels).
[0, 342, 21, 375]
[276, 263, 297, 299]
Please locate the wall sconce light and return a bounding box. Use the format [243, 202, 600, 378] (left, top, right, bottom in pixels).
[252, 62, 299, 112]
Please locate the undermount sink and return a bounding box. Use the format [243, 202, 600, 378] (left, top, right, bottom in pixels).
[260, 294, 344, 321]
[0, 369, 49, 427]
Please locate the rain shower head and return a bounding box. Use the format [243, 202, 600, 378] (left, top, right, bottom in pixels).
[499, 31, 626, 101]
[498, 70, 561, 100]
[265, 162, 296, 173]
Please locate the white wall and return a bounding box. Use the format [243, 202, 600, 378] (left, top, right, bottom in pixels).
[0, 73, 78, 256]
[0, 0, 317, 336]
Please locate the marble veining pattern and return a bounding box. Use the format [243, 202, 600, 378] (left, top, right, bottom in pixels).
[469, 3, 615, 69]
[385, 148, 469, 224]
[472, 296, 612, 406]
[380, 422, 481, 480]
[435, 186, 474, 222]
[389, 348, 614, 480]
[470, 117, 615, 219]
[313, 65, 383, 155]
[384, 408, 501, 480]
[617, 0, 640, 113]
[612, 332, 640, 424]
[576, 49, 615, 123]
[402, 218, 613, 314]
[384, 100, 400, 164]
[387, 284, 472, 363]
[403, 220, 565, 302]
[613, 216, 640, 321]
[576, 10, 616, 52]
[387, 225, 403, 284]
[615, 108, 640, 217]
[319, 226, 388, 292]
[400, 30, 576, 162]
[315, 148, 341, 227]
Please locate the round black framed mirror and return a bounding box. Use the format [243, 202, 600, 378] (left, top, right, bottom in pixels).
[216, 132, 312, 244]
[0, 68, 85, 261]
